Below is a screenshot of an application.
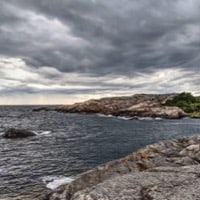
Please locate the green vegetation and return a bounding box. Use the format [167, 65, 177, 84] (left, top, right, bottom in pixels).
[165, 92, 200, 117]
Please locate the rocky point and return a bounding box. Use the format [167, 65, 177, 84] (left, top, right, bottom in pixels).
[54, 94, 187, 119]
[45, 135, 200, 200]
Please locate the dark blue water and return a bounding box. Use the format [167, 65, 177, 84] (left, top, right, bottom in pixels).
[0, 106, 200, 198]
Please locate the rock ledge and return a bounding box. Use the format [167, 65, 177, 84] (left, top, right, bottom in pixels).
[46, 135, 200, 200]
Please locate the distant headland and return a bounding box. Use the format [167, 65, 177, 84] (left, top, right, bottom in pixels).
[33, 92, 200, 119]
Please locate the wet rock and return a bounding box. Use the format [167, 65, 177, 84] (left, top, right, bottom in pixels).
[32, 107, 53, 112]
[46, 135, 200, 200]
[3, 128, 37, 138]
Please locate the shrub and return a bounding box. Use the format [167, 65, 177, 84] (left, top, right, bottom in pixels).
[165, 92, 200, 113]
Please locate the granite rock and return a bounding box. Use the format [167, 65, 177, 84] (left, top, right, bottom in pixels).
[3, 128, 37, 138]
[55, 94, 187, 119]
[46, 135, 200, 200]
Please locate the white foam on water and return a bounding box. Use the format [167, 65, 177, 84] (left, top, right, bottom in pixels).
[117, 116, 132, 120]
[97, 114, 132, 120]
[138, 117, 164, 121]
[32, 131, 39, 135]
[42, 176, 74, 190]
[0, 132, 5, 136]
[97, 113, 114, 118]
[138, 117, 154, 121]
[40, 131, 52, 135]
[155, 117, 163, 120]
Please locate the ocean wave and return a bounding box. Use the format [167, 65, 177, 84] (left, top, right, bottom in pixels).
[96, 113, 114, 118]
[39, 131, 52, 135]
[138, 117, 163, 121]
[97, 114, 132, 120]
[0, 132, 5, 136]
[155, 117, 163, 120]
[0, 167, 8, 175]
[42, 176, 74, 190]
[138, 117, 154, 120]
[117, 116, 132, 120]
[97, 114, 164, 121]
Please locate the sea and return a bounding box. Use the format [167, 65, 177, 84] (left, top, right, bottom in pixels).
[0, 105, 200, 198]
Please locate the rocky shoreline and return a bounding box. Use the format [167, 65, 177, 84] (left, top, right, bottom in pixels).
[34, 94, 188, 119]
[45, 135, 200, 200]
[3, 135, 200, 200]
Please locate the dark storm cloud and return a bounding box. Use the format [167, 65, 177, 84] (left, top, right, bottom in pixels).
[0, 0, 200, 103]
[0, 0, 199, 76]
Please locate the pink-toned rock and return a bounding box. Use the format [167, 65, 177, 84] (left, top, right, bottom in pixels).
[55, 94, 187, 119]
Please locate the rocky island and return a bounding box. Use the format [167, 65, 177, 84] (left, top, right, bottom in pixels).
[45, 135, 200, 200]
[34, 92, 200, 119]
[53, 93, 188, 119]
[36, 92, 196, 119]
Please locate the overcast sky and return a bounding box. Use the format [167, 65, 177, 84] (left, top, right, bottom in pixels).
[0, 0, 199, 104]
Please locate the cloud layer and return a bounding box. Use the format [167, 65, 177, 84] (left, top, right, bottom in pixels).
[0, 0, 199, 104]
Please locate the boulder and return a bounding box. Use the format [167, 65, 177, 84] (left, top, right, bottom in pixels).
[32, 107, 52, 112]
[119, 105, 187, 119]
[3, 128, 37, 138]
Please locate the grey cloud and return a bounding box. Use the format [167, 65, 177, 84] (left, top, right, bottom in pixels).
[0, 84, 127, 95]
[0, 0, 199, 76]
[0, 0, 200, 100]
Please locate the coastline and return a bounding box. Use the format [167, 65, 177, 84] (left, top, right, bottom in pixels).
[46, 134, 200, 200]
[1, 96, 199, 200]
[1, 129, 199, 199]
[33, 93, 192, 119]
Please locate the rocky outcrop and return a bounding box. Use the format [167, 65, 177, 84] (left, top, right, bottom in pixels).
[46, 135, 200, 200]
[116, 105, 186, 119]
[55, 94, 187, 119]
[65, 165, 200, 200]
[32, 107, 53, 112]
[3, 128, 37, 138]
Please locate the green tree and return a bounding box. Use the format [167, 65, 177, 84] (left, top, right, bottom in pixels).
[165, 92, 199, 113]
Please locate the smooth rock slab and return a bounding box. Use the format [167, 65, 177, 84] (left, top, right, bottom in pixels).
[72, 165, 200, 200]
[3, 128, 37, 138]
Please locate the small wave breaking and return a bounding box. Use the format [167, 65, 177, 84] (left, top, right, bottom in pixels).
[138, 117, 163, 121]
[96, 113, 114, 118]
[97, 114, 132, 120]
[42, 176, 74, 190]
[39, 131, 52, 135]
[117, 116, 132, 120]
